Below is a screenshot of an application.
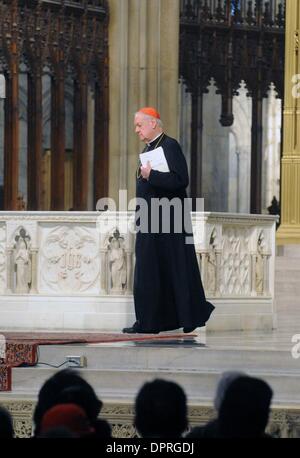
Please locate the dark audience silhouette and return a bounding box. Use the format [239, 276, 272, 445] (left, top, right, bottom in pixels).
[134, 378, 188, 438]
[0, 405, 14, 438]
[33, 368, 110, 438]
[3, 368, 276, 439]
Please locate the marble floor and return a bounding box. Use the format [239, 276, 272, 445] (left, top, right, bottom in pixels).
[81, 297, 299, 352]
[86, 251, 300, 352]
[1, 250, 299, 408]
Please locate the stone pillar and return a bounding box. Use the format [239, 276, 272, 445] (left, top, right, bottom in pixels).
[199, 251, 208, 289]
[125, 249, 132, 295]
[30, 248, 38, 293]
[27, 70, 42, 210]
[100, 248, 108, 294]
[251, 252, 257, 296]
[4, 70, 19, 210]
[195, 250, 201, 273]
[73, 73, 88, 210]
[50, 72, 65, 210]
[215, 250, 222, 296]
[276, 0, 300, 244]
[263, 254, 270, 295]
[87, 87, 95, 211]
[108, 0, 180, 204]
[5, 247, 13, 293]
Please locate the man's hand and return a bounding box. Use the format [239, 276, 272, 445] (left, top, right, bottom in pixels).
[140, 161, 152, 180]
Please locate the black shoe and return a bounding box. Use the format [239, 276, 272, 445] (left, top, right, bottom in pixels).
[122, 322, 160, 334]
[183, 327, 197, 333]
[122, 322, 142, 334]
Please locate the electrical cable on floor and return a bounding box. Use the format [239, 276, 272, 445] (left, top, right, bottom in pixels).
[19, 347, 70, 369]
[36, 361, 69, 368]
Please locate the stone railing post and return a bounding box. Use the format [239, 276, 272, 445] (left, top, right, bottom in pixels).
[263, 253, 270, 295]
[125, 249, 132, 295]
[199, 250, 208, 289]
[250, 252, 257, 296]
[215, 249, 222, 296]
[30, 248, 38, 293]
[100, 248, 108, 294]
[5, 247, 13, 294]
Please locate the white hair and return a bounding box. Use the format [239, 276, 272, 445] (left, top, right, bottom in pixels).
[135, 111, 163, 128]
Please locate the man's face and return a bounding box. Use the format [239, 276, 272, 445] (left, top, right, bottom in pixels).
[134, 113, 156, 143]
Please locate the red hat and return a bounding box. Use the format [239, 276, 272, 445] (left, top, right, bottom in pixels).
[138, 107, 160, 119]
[40, 403, 95, 437]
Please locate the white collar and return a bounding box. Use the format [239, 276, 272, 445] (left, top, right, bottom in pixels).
[147, 132, 164, 146]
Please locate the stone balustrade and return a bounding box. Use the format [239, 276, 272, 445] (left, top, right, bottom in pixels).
[0, 211, 277, 331]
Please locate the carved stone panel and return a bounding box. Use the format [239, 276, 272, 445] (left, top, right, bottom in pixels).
[220, 226, 252, 296]
[39, 225, 100, 293]
[106, 229, 127, 294]
[1, 398, 298, 439]
[12, 228, 32, 294]
[0, 225, 7, 293]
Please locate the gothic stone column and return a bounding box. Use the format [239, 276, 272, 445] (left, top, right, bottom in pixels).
[108, 0, 180, 205]
[276, 0, 300, 244]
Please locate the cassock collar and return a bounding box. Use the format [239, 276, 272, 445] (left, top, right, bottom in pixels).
[147, 132, 164, 147]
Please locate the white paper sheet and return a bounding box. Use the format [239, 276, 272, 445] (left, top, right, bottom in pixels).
[139, 146, 170, 173]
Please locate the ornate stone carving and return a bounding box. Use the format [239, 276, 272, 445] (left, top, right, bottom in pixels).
[100, 226, 131, 295]
[206, 228, 218, 295]
[13, 228, 32, 294]
[220, 227, 251, 295]
[111, 424, 137, 438]
[0, 211, 276, 324]
[0, 226, 7, 293]
[40, 225, 100, 293]
[268, 410, 296, 438]
[179, 0, 284, 206]
[2, 398, 298, 439]
[188, 405, 215, 425]
[0, 399, 35, 438]
[255, 230, 266, 294]
[108, 229, 127, 294]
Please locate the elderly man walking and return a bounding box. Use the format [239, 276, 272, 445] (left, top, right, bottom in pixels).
[123, 107, 214, 334]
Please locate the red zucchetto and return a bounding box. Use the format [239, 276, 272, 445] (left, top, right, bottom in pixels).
[40, 403, 95, 437]
[138, 107, 161, 119]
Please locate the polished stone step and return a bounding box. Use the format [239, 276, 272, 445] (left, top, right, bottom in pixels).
[35, 343, 299, 373]
[7, 341, 300, 407]
[10, 362, 300, 406]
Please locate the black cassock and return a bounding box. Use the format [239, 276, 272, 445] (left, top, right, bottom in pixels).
[134, 133, 214, 333]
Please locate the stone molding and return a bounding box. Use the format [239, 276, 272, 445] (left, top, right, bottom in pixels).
[0, 211, 277, 299]
[1, 397, 299, 438]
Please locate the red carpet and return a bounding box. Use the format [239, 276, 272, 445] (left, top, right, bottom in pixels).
[0, 331, 195, 392]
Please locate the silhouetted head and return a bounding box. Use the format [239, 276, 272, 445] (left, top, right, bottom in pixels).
[218, 375, 273, 437]
[38, 426, 77, 438]
[33, 369, 102, 436]
[57, 386, 112, 438]
[39, 403, 94, 437]
[0, 405, 14, 438]
[135, 378, 188, 438]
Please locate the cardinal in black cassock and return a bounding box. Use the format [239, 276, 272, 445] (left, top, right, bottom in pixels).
[122, 107, 214, 334]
